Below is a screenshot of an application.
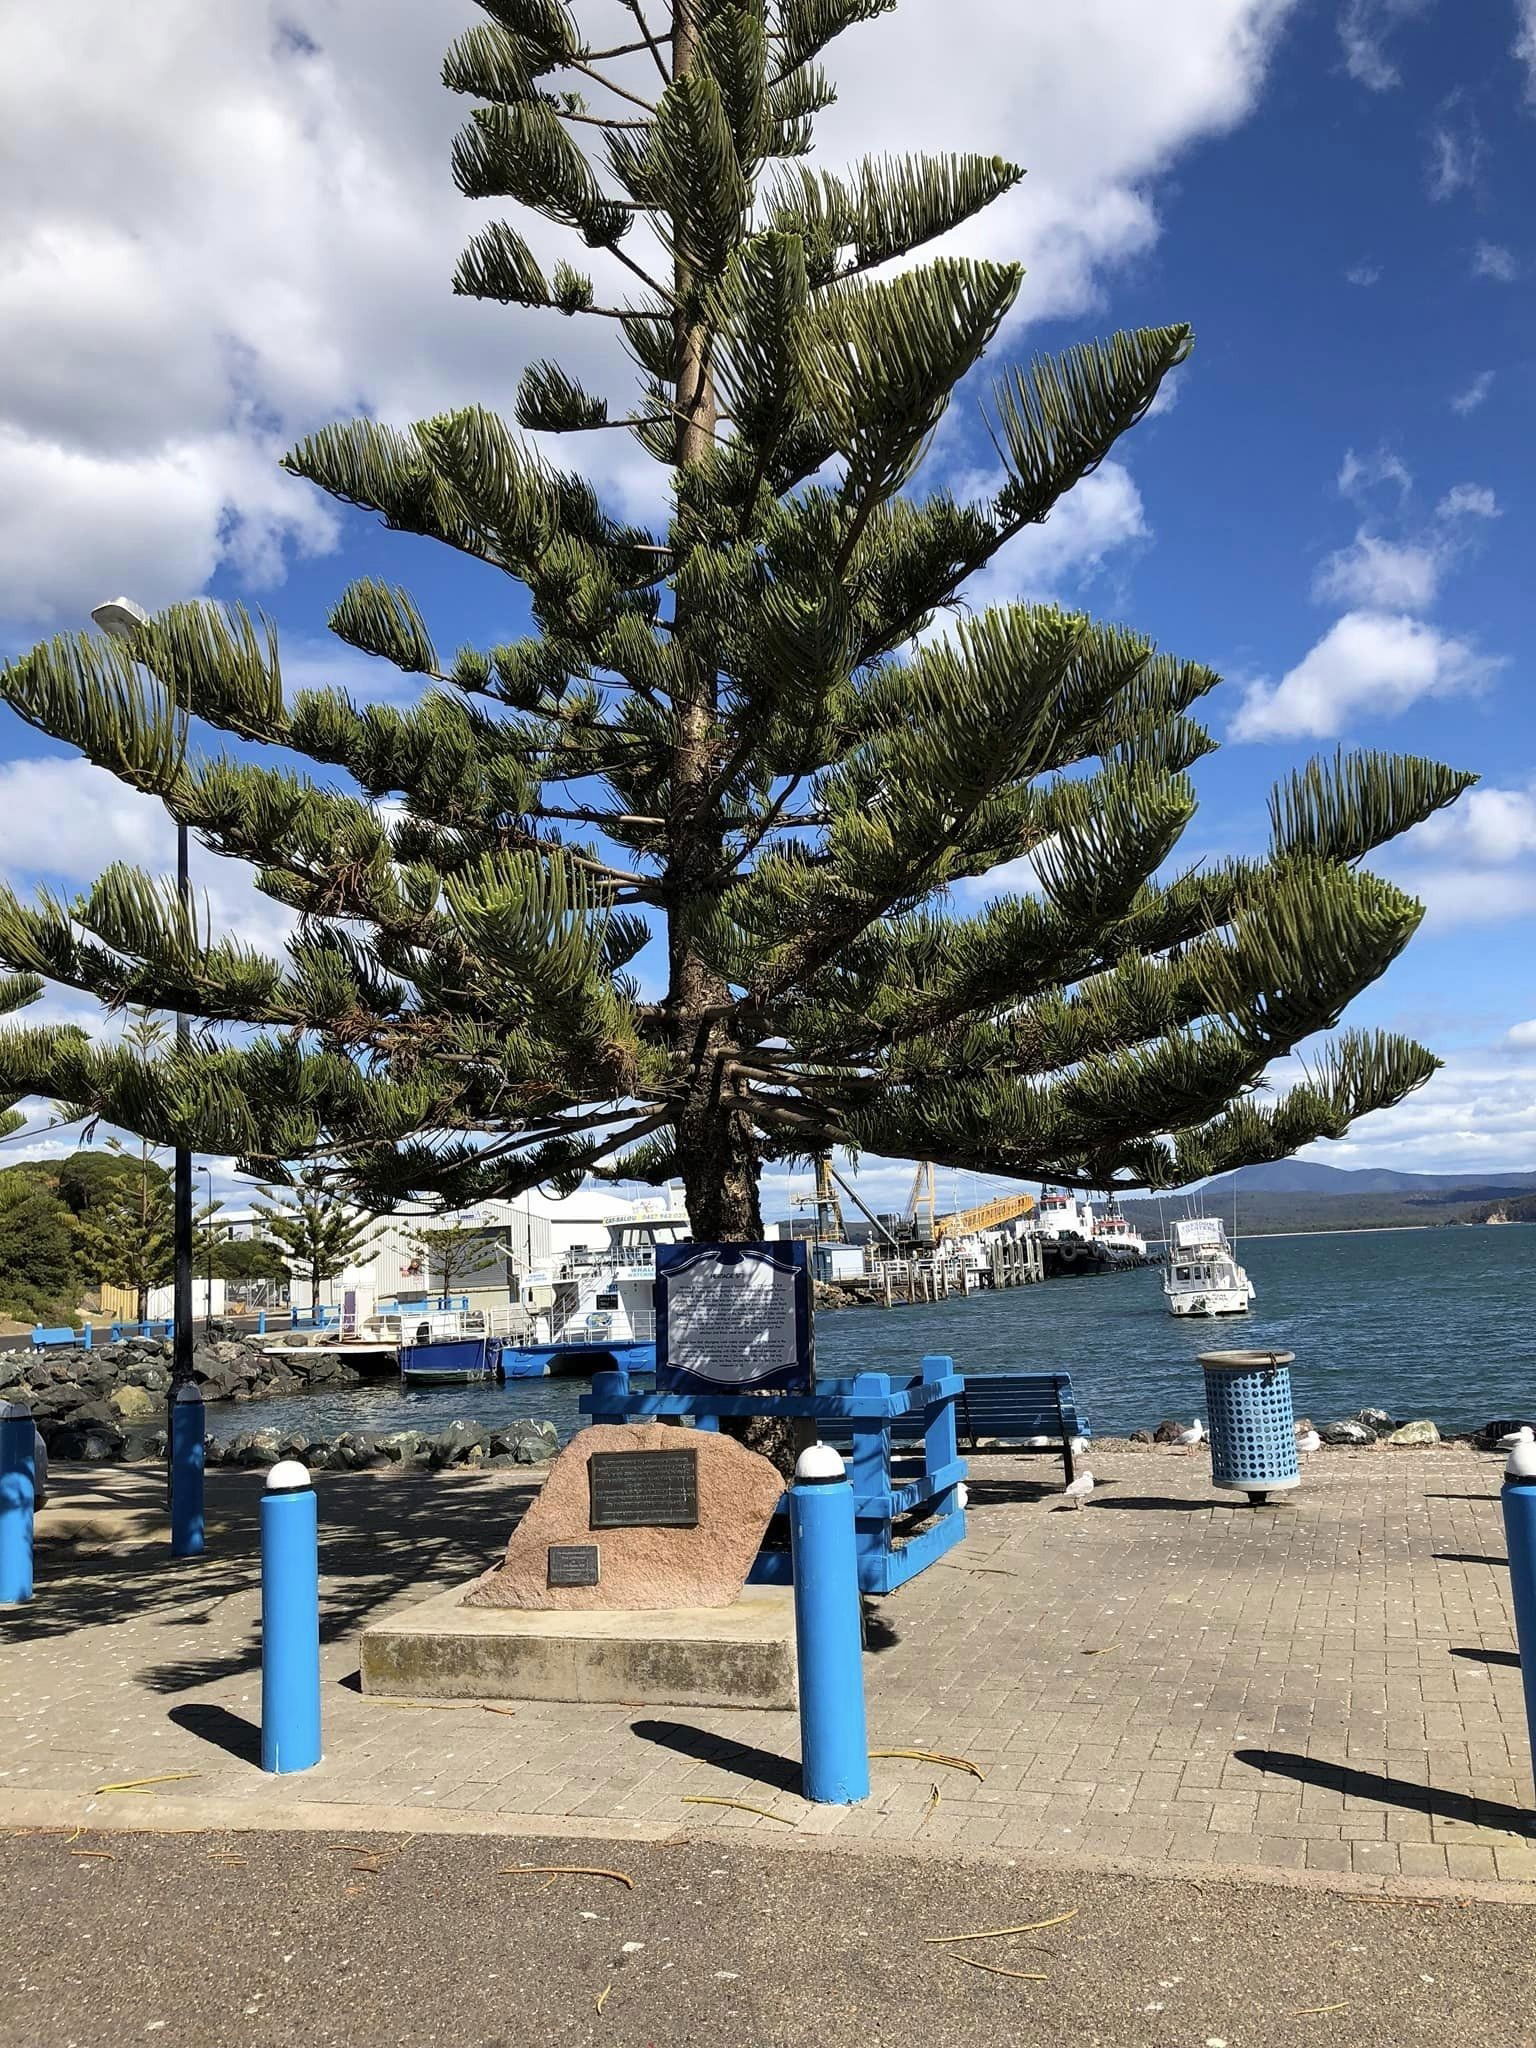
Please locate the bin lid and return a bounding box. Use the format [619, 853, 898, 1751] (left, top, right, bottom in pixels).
[1198, 1348, 1294, 1370]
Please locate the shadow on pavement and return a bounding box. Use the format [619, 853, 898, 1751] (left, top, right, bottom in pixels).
[1433, 1552, 1507, 1566]
[631, 1717, 801, 1794]
[7, 1468, 538, 1704]
[169, 1701, 262, 1767]
[1451, 1646, 1519, 1668]
[1234, 1746, 1536, 1838]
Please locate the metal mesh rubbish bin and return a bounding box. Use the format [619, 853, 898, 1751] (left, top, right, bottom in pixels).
[1198, 1350, 1298, 1499]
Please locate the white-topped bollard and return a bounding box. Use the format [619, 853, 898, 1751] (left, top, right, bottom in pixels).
[1502, 1436, 1536, 1798]
[1, 1400, 36, 1606]
[789, 1444, 870, 1804]
[260, 1460, 322, 1773]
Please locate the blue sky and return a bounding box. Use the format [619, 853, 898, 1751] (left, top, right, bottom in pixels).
[1, 0, 1533, 1210]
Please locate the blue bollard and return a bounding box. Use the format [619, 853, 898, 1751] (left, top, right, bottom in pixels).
[1501, 1439, 1536, 1795]
[260, 1461, 322, 1773]
[170, 1383, 205, 1559]
[82, 1322, 93, 1351]
[789, 1445, 870, 1804]
[258, 1311, 267, 1336]
[1, 1400, 37, 1606]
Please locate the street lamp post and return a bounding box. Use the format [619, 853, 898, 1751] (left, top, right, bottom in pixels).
[202, 1164, 216, 1335]
[89, 599, 196, 1471]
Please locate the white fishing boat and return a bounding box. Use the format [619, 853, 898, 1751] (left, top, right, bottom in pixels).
[1163, 1216, 1254, 1317]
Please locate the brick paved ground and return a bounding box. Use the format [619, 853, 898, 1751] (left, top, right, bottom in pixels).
[3, 1443, 1533, 1888]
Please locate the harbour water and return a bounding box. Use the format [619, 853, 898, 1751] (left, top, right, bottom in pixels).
[225, 1223, 1534, 1445]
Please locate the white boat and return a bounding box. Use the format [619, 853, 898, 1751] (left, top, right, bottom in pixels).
[1163, 1216, 1254, 1317]
[1093, 1201, 1148, 1264]
[1037, 1188, 1095, 1244]
[501, 1206, 691, 1375]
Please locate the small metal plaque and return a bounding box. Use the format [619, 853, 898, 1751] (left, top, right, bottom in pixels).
[588, 1449, 700, 1530]
[547, 1544, 600, 1587]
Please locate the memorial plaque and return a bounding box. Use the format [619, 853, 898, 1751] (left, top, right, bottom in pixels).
[588, 1448, 699, 1530]
[546, 1543, 600, 1588]
[656, 1240, 812, 1394]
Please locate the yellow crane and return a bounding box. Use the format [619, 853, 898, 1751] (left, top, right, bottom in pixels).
[933, 1188, 1037, 1237]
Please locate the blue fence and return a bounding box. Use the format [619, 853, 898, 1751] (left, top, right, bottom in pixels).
[28, 1304, 341, 1350]
[582, 1354, 967, 1594]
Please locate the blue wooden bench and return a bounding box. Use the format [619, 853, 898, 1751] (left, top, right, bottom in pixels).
[935, 1371, 1088, 1484]
[582, 1356, 967, 1596]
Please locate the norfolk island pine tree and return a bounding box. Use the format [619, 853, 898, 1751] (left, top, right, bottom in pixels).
[0, 0, 1473, 1249]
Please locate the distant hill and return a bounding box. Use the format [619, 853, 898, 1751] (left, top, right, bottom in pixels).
[1202, 1162, 1536, 1197]
[1122, 1170, 1536, 1239]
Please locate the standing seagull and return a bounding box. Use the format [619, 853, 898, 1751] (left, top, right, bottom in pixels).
[1059, 1471, 1096, 1509]
[1176, 1418, 1205, 1451]
[1296, 1427, 1322, 1453]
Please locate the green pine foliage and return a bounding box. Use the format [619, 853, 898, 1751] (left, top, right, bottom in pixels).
[0, 0, 1473, 1236]
[254, 1177, 381, 1308]
[408, 1216, 508, 1297]
[69, 1141, 175, 1322]
[0, 1171, 80, 1323]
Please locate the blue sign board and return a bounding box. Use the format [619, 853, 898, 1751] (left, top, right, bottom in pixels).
[655, 1240, 813, 1394]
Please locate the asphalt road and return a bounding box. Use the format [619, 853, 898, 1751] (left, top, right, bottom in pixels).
[4, 1827, 1535, 2048]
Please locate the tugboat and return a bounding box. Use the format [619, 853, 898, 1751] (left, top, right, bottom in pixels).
[1093, 1200, 1149, 1266]
[1036, 1188, 1099, 1275]
[1163, 1216, 1254, 1317]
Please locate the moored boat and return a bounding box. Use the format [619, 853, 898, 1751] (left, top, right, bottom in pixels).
[499, 1205, 690, 1377]
[398, 1313, 500, 1385]
[1163, 1216, 1254, 1317]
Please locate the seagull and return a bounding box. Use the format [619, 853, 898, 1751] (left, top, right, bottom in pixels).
[1059, 1470, 1096, 1508]
[1176, 1418, 1205, 1449]
[1499, 1426, 1535, 1450]
[956, 1482, 969, 1510]
[1296, 1427, 1321, 1453]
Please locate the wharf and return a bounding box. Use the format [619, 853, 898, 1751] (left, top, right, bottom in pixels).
[7, 1440, 1533, 1893]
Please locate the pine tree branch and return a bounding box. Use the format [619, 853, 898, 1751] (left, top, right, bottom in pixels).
[586, 32, 675, 60]
[557, 110, 655, 130]
[618, 0, 673, 82]
[566, 58, 658, 114]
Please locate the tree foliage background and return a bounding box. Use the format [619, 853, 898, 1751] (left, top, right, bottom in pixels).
[0, 0, 1472, 1241]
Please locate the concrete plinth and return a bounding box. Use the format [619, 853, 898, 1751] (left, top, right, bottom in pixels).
[360, 1580, 797, 1710]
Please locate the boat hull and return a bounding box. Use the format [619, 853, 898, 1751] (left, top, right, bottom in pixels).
[502, 1339, 656, 1378]
[399, 1335, 497, 1385]
[1166, 1290, 1252, 1318]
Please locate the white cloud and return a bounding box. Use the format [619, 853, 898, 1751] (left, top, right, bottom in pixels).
[1289, 1043, 1536, 1172]
[1473, 240, 1519, 282]
[1338, 0, 1431, 89]
[1338, 445, 1413, 501]
[1345, 261, 1382, 286]
[954, 461, 1150, 612]
[1412, 783, 1536, 865]
[1450, 371, 1496, 415]
[1511, 1020, 1536, 1047]
[1312, 531, 1441, 610]
[1388, 783, 1536, 931]
[1519, 1, 1536, 100]
[0, 754, 297, 958]
[1230, 611, 1501, 741]
[0, 0, 1304, 634]
[1437, 482, 1500, 520]
[1426, 96, 1485, 200]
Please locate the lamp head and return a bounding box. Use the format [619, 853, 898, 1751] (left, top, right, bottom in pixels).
[90, 596, 150, 642]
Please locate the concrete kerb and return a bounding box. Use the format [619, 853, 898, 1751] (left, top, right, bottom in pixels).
[4, 1787, 1536, 1907]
